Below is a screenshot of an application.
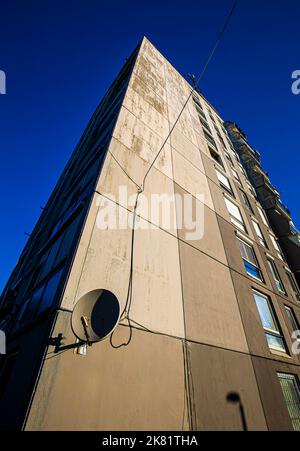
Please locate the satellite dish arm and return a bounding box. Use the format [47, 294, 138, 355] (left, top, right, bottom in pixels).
[81, 316, 92, 346]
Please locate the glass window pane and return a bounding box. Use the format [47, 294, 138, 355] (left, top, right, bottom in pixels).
[216, 169, 232, 192]
[278, 373, 300, 431]
[268, 260, 285, 293]
[55, 212, 83, 263]
[244, 260, 261, 280]
[39, 235, 63, 281]
[246, 246, 256, 264]
[225, 198, 245, 231]
[238, 239, 248, 261]
[23, 287, 45, 322]
[253, 291, 277, 332]
[265, 333, 285, 352]
[231, 168, 240, 182]
[231, 217, 246, 232]
[257, 205, 269, 227]
[241, 191, 252, 211]
[286, 271, 299, 294]
[252, 220, 266, 247]
[285, 306, 299, 332]
[252, 220, 262, 238]
[225, 198, 241, 221]
[224, 152, 233, 165]
[17, 297, 31, 323]
[237, 239, 260, 271]
[38, 268, 64, 313]
[270, 234, 280, 252]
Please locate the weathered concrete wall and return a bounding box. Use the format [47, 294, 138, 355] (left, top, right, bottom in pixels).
[26, 311, 188, 431]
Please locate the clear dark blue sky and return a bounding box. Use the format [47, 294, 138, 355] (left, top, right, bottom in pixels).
[0, 0, 299, 291]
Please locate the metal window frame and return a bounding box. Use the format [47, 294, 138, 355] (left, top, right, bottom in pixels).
[252, 289, 287, 352]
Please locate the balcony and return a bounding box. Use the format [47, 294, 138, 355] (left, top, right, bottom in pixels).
[223, 122, 261, 164]
[290, 221, 300, 236]
[224, 119, 300, 280]
[263, 196, 291, 221]
[247, 168, 280, 207]
[276, 199, 291, 219]
[279, 233, 300, 273]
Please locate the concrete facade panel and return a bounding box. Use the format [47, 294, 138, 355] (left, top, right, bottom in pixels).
[188, 343, 267, 431]
[129, 73, 168, 119]
[168, 105, 198, 147]
[113, 107, 168, 171]
[123, 84, 170, 139]
[251, 356, 300, 430]
[208, 179, 231, 221]
[170, 128, 203, 170]
[26, 316, 187, 431]
[172, 151, 213, 210]
[130, 220, 185, 338]
[174, 183, 227, 265]
[179, 241, 249, 352]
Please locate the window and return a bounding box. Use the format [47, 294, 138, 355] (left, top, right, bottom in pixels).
[38, 210, 84, 283]
[196, 107, 207, 122]
[20, 286, 45, 323]
[224, 151, 234, 166]
[247, 182, 257, 198]
[238, 163, 248, 178]
[192, 93, 203, 110]
[216, 169, 233, 194]
[209, 147, 224, 168]
[269, 234, 284, 260]
[199, 116, 211, 133]
[38, 234, 64, 282]
[286, 270, 300, 298]
[231, 167, 242, 185]
[37, 268, 64, 314]
[267, 258, 286, 294]
[17, 298, 31, 324]
[237, 238, 263, 281]
[240, 190, 253, 213]
[284, 306, 300, 332]
[257, 205, 269, 227]
[224, 197, 246, 232]
[27, 264, 43, 293]
[204, 130, 217, 149]
[209, 113, 216, 124]
[277, 373, 300, 431]
[252, 290, 286, 353]
[17, 268, 64, 326]
[252, 219, 267, 248]
[50, 183, 90, 240]
[219, 137, 226, 149]
[54, 212, 83, 264]
[234, 152, 241, 163]
[214, 127, 226, 148]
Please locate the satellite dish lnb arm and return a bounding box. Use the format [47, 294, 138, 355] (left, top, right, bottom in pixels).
[81, 316, 92, 347]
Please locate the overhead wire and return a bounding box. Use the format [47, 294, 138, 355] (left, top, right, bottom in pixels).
[140, 0, 240, 191]
[110, 0, 240, 348]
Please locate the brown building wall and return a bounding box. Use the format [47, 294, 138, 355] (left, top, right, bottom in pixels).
[252, 356, 300, 431]
[26, 312, 187, 431]
[188, 344, 267, 431]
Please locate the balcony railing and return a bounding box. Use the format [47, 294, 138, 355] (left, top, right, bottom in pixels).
[290, 221, 300, 236]
[223, 122, 261, 163]
[276, 198, 291, 218]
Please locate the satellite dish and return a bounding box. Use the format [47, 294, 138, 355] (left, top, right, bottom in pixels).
[71, 289, 120, 344]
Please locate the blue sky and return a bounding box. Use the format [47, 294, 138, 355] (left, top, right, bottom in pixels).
[0, 0, 299, 291]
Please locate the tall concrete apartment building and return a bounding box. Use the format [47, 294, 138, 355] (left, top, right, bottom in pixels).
[0, 37, 300, 431]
